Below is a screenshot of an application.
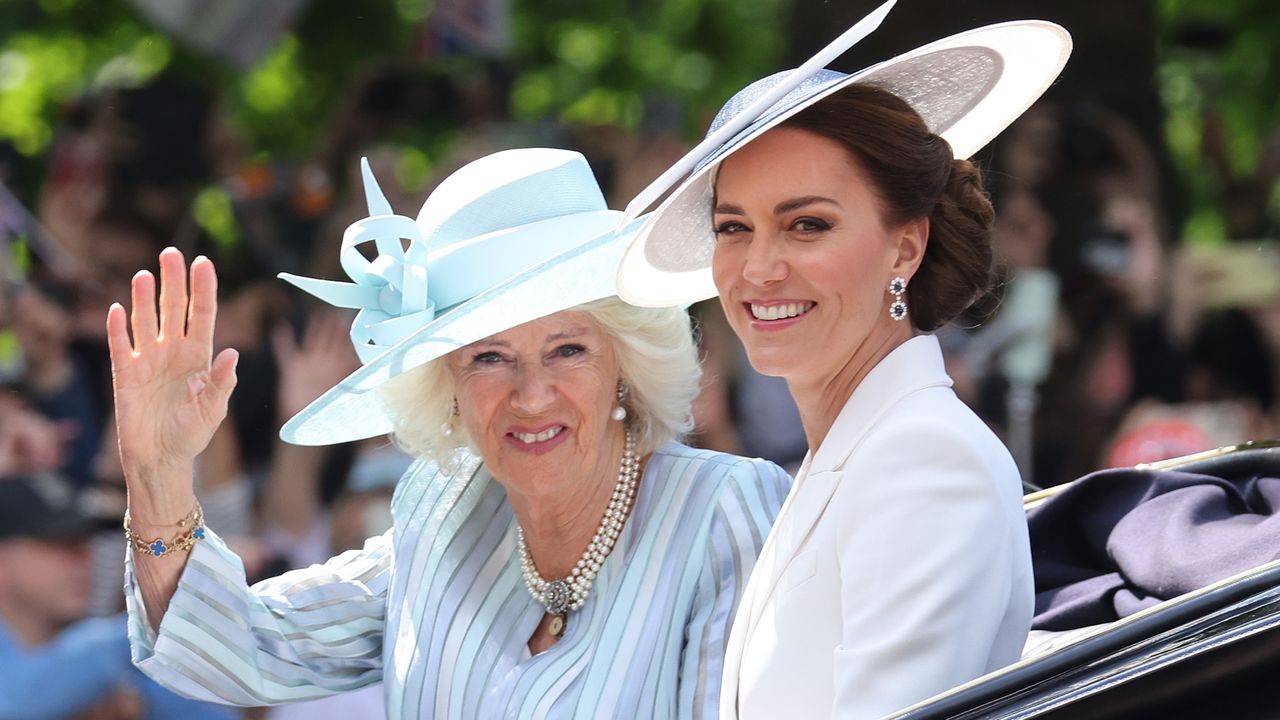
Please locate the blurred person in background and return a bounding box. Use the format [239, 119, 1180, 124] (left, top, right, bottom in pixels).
[1104, 245, 1280, 467]
[0, 391, 66, 479]
[973, 100, 1192, 487]
[6, 281, 99, 488]
[0, 473, 233, 720]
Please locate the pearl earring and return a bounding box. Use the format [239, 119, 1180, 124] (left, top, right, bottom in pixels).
[612, 381, 628, 422]
[888, 276, 908, 321]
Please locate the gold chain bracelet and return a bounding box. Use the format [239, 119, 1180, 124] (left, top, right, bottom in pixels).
[123, 501, 206, 558]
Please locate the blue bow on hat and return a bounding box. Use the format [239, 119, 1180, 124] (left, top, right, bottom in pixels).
[280, 166, 433, 363]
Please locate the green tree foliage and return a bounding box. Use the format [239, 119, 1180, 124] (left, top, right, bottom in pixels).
[1157, 0, 1280, 240]
[0, 0, 172, 155]
[2, 0, 1275, 240]
[507, 0, 785, 133]
[0, 0, 784, 162]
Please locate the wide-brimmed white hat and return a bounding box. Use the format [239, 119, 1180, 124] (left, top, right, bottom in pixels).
[278, 148, 644, 446]
[615, 0, 1072, 307]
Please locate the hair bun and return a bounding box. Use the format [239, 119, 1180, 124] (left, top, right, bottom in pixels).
[907, 156, 996, 330]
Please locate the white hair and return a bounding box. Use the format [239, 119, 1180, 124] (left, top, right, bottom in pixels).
[378, 298, 701, 469]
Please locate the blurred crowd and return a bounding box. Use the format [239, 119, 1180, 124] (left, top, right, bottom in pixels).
[0, 59, 1276, 717]
[976, 100, 1280, 488]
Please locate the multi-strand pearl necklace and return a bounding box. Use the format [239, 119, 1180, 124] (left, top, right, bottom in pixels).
[518, 429, 640, 631]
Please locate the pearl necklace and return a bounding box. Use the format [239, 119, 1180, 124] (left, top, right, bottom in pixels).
[518, 429, 639, 622]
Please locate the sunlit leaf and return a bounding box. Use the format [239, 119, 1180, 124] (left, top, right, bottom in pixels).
[193, 185, 239, 251]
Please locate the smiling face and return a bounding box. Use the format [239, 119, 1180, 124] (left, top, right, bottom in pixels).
[711, 126, 924, 385]
[446, 310, 624, 498]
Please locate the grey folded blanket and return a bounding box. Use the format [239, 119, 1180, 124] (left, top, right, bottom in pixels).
[1029, 468, 1280, 631]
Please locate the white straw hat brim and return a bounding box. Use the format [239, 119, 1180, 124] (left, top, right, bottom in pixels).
[616, 20, 1072, 308]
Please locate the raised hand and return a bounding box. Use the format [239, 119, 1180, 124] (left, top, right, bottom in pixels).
[271, 309, 359, 423]
[261, 310, 358, 539]
[106, 249, 239, 489]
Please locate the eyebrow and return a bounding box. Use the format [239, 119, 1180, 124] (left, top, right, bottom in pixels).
[713, 195, 842, 216]
[470, 327, 588, 350]
[714, 202, 746, 216]
[774, 195, 841, 215]
[546, 328, 588, 343]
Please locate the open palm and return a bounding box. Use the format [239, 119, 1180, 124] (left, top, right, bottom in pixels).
[107, 249, 239, 481]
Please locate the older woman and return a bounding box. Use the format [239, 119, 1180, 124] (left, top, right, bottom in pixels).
[616, 11, 1071, 720]
[111, 148, 789, 718]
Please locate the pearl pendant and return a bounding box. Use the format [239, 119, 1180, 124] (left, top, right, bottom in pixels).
[548, 614, 566, 637]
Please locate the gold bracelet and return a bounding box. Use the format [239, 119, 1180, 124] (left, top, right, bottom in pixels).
[123, 501, 206, 558]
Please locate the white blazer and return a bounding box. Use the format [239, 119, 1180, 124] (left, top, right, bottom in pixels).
[721, 335, 1033, 720]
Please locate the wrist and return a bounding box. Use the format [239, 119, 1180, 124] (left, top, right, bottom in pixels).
[126, 495, 198, 528]
[125, 499, 205, 558]
[124, 464, 197, 525]
[122, 456, 194, 487]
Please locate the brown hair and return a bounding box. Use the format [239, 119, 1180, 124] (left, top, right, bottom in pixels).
[779, 83, 995, 331]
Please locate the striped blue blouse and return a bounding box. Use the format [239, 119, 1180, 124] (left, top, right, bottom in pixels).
[125, 443, 789, 718]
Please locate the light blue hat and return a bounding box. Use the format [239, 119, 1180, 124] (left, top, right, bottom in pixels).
[615, 0, 1072, 307]
[278, 148, 643, 446]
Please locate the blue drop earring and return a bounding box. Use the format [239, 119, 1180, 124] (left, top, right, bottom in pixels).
[888, 277, 908, 321]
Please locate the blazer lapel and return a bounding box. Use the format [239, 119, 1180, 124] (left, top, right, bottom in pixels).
[741, 469, 842, 629]
[768, 470, 843, 565]
[720, 462, 845, 718]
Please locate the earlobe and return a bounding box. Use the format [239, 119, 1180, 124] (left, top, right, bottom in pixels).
[892, 217, 929, 279]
